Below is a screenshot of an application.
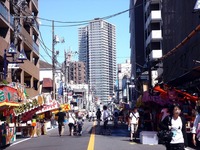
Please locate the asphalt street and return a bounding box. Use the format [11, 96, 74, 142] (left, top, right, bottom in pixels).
[2, 120, 195, 150]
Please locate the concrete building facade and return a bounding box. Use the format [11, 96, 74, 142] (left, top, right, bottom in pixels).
[0, 0, 40, 98]
[130, 0, 200, 95]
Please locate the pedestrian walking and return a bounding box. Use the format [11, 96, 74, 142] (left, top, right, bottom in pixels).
[96, 108, 102, 122]
[128, 107, 139, 141]
[55, 107, 66, 136]
[75, 116, 84, 136]
[113, 108, 119, 128]
[88, 111, 92, 122]
[192, 106, 200, 150]
[160, 103, 188, 150]
[102, 105, 110, 134]
[31, 114, 37, 137]
[159, 106, 170, 150]
[68, 110, 76, 136]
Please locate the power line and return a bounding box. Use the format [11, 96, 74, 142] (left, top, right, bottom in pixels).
[19, 32, 50, 63]
[38, 7, 134, 24]
[18, 4, 135, 28]
[40, 22, 89, 28]
[38, 39, 52, 59]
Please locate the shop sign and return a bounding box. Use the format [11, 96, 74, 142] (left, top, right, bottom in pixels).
[36, 100, 60, 114]
[61, 104, 70, 111]
[14, 99, 39, 116]
[0, 87, 18, 103]
[13, 95, 44, 116]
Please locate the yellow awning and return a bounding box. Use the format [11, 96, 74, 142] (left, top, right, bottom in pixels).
[0, 102, 20, 107]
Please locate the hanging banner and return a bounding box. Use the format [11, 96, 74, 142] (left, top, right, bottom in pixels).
[13, 95, 44, 116]
[36, 100, 60, 114]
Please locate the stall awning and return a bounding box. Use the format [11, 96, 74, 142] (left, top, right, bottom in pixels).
[142, 91, 170, 106]
[168, 66, 200, 86]
[0, 102, 20, 107]
[21, 106, 43, 122]
[153, 85, 198, 102]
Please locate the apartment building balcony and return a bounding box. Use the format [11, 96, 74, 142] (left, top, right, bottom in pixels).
[151, 0, 162, 3]
[20, 59, 39, 79]
[149, 49, 162, 61]
[26, 87, 39, 98]
[145, 10, 162, 29]
[33, 21, 39, 34]
[32, 0, 38, 10]
[145, 0, 162, 12]
[0, 37, 38, 76]
[0, 2, 14, 28]
[19, 26, 39, 56]
[146, 30, 162, 47]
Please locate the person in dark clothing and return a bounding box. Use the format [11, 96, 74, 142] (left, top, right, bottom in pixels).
[143, 108, 153, 131]
[159, 107, 171, 150]
[96, 108, 102, 121]
[55, 107, 66, 136]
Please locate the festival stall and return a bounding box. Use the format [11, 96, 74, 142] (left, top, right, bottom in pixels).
[36, 98, 60, 130]
[14, 94, 45, 137]
[36, 98, 71, 129]
[0, 83, 24, 147]
[141, 84, 198, 132]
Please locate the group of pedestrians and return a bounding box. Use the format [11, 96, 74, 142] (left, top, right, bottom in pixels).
[56, 108, 83, 136]
[126, 103, 200, 150]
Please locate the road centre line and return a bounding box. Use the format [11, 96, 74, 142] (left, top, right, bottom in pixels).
[87, 122, 96, 150]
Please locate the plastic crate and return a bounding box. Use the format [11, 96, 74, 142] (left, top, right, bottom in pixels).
[140, 131, 158, 145]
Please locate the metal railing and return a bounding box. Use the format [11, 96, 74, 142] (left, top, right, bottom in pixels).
[33, 41, 39, 55]
[0, 2, 9, 22]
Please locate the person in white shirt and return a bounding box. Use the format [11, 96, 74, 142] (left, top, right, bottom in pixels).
[129, 107, 139, 141]
[102, 105, 109, 130]
[68, 110, 76, 136]
[169, 104, 188, 150]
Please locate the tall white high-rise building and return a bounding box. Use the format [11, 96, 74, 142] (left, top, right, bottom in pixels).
[79, 19, 116, 102]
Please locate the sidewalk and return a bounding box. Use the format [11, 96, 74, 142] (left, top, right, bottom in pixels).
[95, 121, 195, 150]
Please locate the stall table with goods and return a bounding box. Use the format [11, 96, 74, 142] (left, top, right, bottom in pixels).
[0, 123, 16, 147]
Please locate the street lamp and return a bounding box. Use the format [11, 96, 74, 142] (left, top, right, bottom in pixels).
[126, 78, 130, 104]
[3, 43, 27, 80]
[129, 75, 135, 108]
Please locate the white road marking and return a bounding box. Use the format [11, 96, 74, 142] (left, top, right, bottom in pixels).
[10, 138, 31, 147]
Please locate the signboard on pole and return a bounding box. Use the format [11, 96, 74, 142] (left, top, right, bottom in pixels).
[8, 63, 19, 69]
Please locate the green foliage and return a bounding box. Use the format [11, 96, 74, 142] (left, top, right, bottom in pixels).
[1, 80, 8, 85]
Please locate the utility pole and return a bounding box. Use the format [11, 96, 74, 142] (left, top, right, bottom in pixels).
[148, 56, 152, 94]
[52, 20, 55, 100]
[64, 50, 68, 84]
[64, 50, 67, 103]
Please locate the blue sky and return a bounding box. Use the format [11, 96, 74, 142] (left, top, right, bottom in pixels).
[38, 0, 130, 64]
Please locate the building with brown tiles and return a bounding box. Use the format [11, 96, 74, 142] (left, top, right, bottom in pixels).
[68, 61, 86, 84]
[0, 0, 40, 98]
